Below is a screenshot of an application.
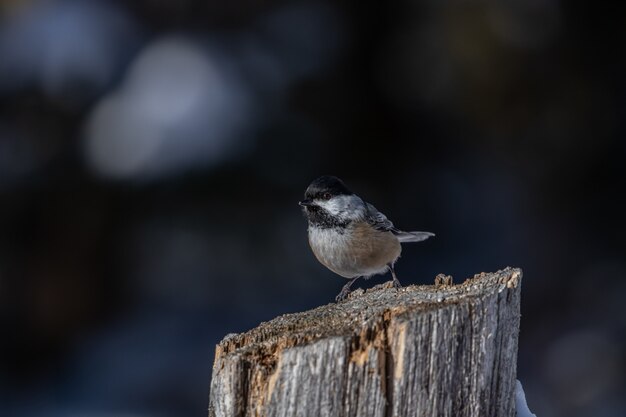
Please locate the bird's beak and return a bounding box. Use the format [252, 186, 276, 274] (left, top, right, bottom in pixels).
[299, 199, 315, 207]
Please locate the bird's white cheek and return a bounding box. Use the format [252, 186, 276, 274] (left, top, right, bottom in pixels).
[315, 201, 335, 216]
[317, 196, 365, 221]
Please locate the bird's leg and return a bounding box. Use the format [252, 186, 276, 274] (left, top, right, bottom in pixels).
[335, 276, 361, 302]
[388, 264, 402, 289]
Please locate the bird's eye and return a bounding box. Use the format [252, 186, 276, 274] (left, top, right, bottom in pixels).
[322, 192, 332, 200]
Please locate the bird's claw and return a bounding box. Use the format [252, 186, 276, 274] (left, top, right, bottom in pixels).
[335, 288, 350, 302]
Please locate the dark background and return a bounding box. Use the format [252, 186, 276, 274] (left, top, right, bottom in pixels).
[1, 1, 625, 416]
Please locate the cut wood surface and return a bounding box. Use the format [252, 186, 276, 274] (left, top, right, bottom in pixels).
[209, 267, 522, 417]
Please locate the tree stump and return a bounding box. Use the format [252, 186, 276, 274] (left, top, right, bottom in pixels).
[209, 267, 522, 417]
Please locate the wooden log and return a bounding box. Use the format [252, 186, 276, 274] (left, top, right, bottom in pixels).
[209, 267, 522, 417]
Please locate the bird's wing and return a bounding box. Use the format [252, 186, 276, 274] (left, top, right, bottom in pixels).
[365, 202, 435, 242]
[364, 202, 397, 232]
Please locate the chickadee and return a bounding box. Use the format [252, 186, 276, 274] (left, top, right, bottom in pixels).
[299, 175, 434, 301]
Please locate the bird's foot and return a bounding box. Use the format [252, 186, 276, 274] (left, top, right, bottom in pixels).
[335, 286, 351, 302]
[388, 264, 402, 289]
[335, 276, 361, 302]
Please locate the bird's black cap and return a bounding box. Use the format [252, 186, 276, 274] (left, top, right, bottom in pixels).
[304, 175, 353, 200]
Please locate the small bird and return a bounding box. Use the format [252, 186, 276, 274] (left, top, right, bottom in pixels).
[299, 175, 434, 301]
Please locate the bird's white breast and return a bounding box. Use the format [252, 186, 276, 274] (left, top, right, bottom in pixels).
[308, 223, 401, 279]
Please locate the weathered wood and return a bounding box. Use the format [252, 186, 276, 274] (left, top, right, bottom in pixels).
[209, 267, 522, 417]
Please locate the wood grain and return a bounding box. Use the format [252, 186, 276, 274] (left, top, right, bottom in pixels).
[209, 267, 522, 417]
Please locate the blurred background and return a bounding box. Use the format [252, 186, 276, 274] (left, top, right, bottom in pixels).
[0, 0, 624, 416]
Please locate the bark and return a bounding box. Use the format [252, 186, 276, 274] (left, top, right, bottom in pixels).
[209, 267, 522, 417]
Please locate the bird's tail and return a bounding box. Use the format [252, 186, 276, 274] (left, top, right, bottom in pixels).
[395, 231, 435, 243]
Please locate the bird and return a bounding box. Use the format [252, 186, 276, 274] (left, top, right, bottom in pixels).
[299, 175, 434, 301]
